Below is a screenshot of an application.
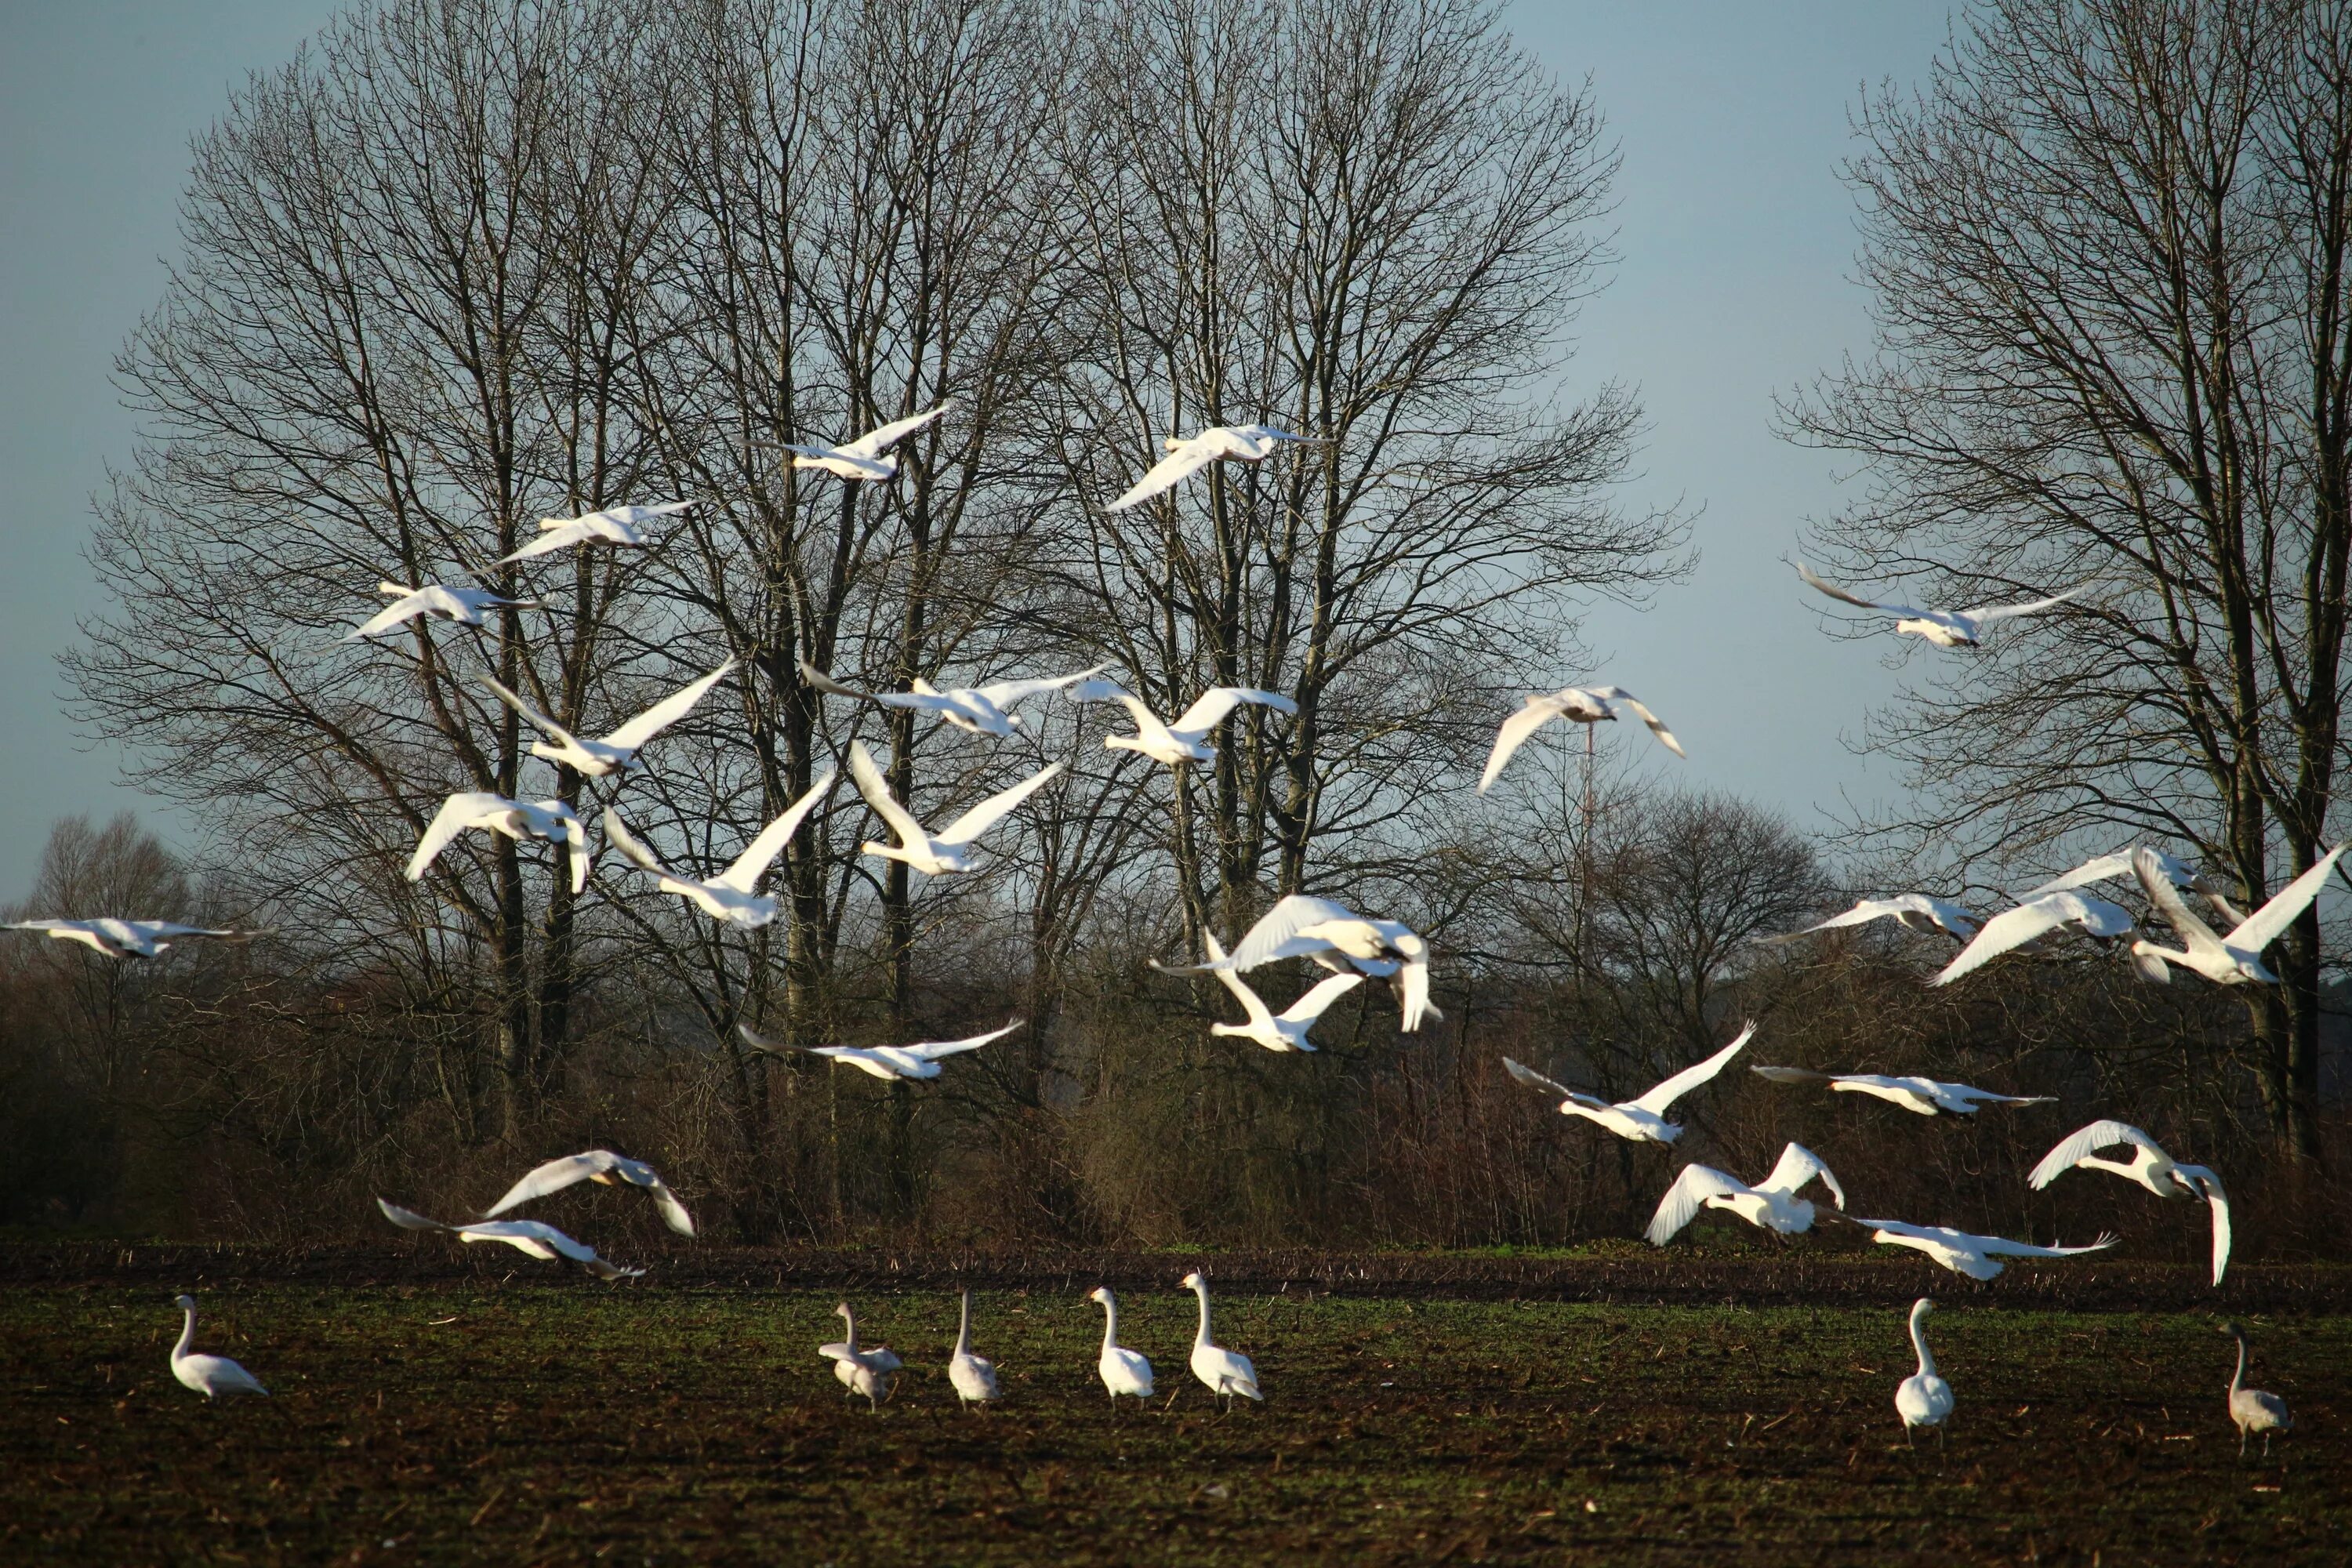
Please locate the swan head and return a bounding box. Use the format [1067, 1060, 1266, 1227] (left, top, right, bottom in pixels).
[2220, 1319, 2247, 1341]
[1087, 1286, 1112, 1305]
[1910, 1296, 1934, 1322]
[1180, 1270, 1205, 1290]
[174, 1294, 197, 1311]
[834, 1302, 852, 1320]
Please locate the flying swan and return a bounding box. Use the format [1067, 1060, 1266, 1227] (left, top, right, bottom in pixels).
[484, 661, 735, 778]
[1478, 685, 1684, 793]
[1749, 1065, 2051, 1118]
[5, 919, 260, 960]
[1645, 1142, 1846, 1246]
[1929, 890, 2139, 987]
[1501, 1022, 1756, 1145]
[1066, 680, 1297, 767]
[601, 771, 836, 928]
[2129, 843, 2347, 984]
[376, 1198, 644, 1279]
[1156, 894, 1440, 1033]
[800, 658, 1107, 737]
[1156, 934, 1364, 1053]
[405, 792, 590, 895]
[2024, 846, 2245, 925]
[1106, 424, 1324, 513]
[1795, 561, 2083, 648]
[1842, 1214, 2116, 1280]
[736, 1018, 1022, 1081]
[347, 581, 538, 641]
[848, 740, 1062, 875]
[786, 401, 953, 481]
[2027, 1120, 2231, 1285]
[1761, 895, 1978, 944]
[482, 1149, 695, 1237]
[499, 500, 694, 564]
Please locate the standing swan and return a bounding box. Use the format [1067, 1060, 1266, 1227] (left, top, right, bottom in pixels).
[169, 1294, 268, 1400]
[2222, 1322, 2291, 1457]
[1894, 1297, 1952, 1446]
[818, 1301, 901, 1413]
[1088, 1287, 1154, 1403]
[1180, 1272, 1262, 1409]
[946, 1288, 1001, 1408]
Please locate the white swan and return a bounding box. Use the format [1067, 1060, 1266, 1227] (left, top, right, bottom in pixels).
[2024, 846, 2246, 924]
[947, 1288, 1001, 1407]
[481, 1150, 695, 1237]
[1088, 1287, 1154, 1402]
[1646, 1142, 1846, 1246]
[1894, 1298, 1952, 1446]
[2221, 1322, 2291, 1457]
[1929, 890, 2138, 987]
[169, 1294, 268, 1399]
[800, 658, 1107, 737]
[1749, 1066, 2052, 1118]
[5, 919, 260, 960]
[1795, 561, 2083, 647]
[1844, 1214, 2116, 1280]
[499, 500, 693, 564]
[1156, 895, 1439, 1033]
[1066, 680, 1296, 766]
[736, 1018, 1021, 1080]
[1761, 895, 1979, 944]
[1165, 934, 1363, 1053]
[484, 661, 735, 779]
[375, 1198, 644, 1279]
[785, 401, 953, 481]
[2027, 1120, 2231, 1284]
[1478, 685, 1684, 793]
[1501, 1022, 1756, 1145]
[1105, 424, 1324, 512]
[847, 740, 1062, 875]
[347, 581, 537, 641]
[1180, 1272, 1261, 1407]
[2129, 844, 2347, 984]
[405, 791, 589, 895]
[601, 771, 836, 927]
[818, 1302, 902, 1411]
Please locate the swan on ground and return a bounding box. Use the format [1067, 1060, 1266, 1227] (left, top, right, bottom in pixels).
[785, 401, 953, 481]
[498, 500, 694, 564]
[819, 1302, 902, 1411]
[1795, 561, 2084, 647]
[481, 1150, 695, 1236]
[169, 1294, 268, 1399]
[1105, 425, 1325, 513]
[800, 658, 1107, 736]
[2221, 1322, 2291, 1457]
[2027, 1120, 2231, 1284]
[1478, 686, 1683, 794]
[5, 919, 261, 960]
[1749, 1065, 2052, 1117]
[1180, 1272, 1262, 1407]
[1646, 1142, 1846, 1246]
[1500, 1022, 1756, 1145]
[736, 1018, 1021, 1080]
[2024, 846, 2247, 925]
[484, 661, 735, 778]
[947, 1288, 1001, 1407]
[1087, 1287, 1155, 1402]
[601, 771, 836, 927]
[376, 1197, 644, 1279]
[1156, 934, 1363, 1053]
[1929, 890, 2138, 987]
[847, 741, 1062, 874]
[2129, 844, 2347, 984]
[405, 792, 589, 894]
[1065, 680, 1296, 766]
[1894, 1298, 1952, 1446]
[1155, 894, 1439, 1032]
[347, 581, 537, 641]
[1760, 895, 1978, 944]
[1841, 1214, 2117, 1280]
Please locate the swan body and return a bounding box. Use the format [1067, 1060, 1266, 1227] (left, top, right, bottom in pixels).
[800, 658, 1106, 737]
[2028, 1120, 2231, 1283]
[1796, 561, 2083, 647]
[1847, 1215, 2117, 1280]
[947, 1289, 1001, 1406]
[347, 581, 537, 641]
[1750, 1066, 2052, 1117]
[1762, 895, 1978, 943]
[1067, 681, 1296, 766]
[1478, 684, 1683, 793]
[737, 1018, 1019, 1081]
[601, 771, 836, 927]
[1159, 895, 1439, 1033]
[482, 1149, 695, 1236]
[819, 1302, 902, 1411]
[376, 1198, 644, 1279]
[2222, 1323, 2291, 1456]
[2129, 844, 2347, 984]
[6, 919, 258, 960]
[1106, 424, 1323, 512]
[499, 500, 692, 564]
[1894, 1298, 1952, 1443]
[784, 401, 952, 481]
[405, 792, 590, 894]
[1501, 1022, 1755, 1145]
[169, 1295, 268, 1399]
[484, 661, 734, 778]
[1646, 1142, 1845, 1245]
[1088, 1287, 1155, 1399]
[1929, 891, 2136, 986]
[848, 740, 1062, 875]
[1166, 933, 1363, 1052]
[1181, 1272, 1261, 1406]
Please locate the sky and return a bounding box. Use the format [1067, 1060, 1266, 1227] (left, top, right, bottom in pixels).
[0, 0, 1959, 900]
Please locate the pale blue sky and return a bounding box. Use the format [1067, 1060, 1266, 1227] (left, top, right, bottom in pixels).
[0, 1, 1954, 897]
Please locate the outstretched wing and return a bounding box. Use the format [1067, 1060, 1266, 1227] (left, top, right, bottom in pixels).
[1629, 1022, 1757, 1116]
[935, 760, 1065, 848]
[1172, 686, 1297, 735]
[2178, 1165, 2230, 1285]
[499, 519, 597, 563]
[600, 808, 670, 877]
[1974, 1229, 2118, 1259]
[717, 769, 837, 891]
[842, 400, 953, 459]
[2133, 848, 2230, 956]
[1226, 895, 1359, 971]
[1275, 971, 1366, 1025]
[1750, 1065, 1833, 1085]
[904, 1020, 1025, 1062]
[1758, 1142, 1845, 1208]
[1105, 440, 1220, 512]
[1646, 1164, 1743, 1246]
[377, 1197, 450, 1232]
[407, 792, 506, 882]
[848, 741, 930, 849]
[1795, 561, 1924, 618]
[799, 659, 883, 702]
[2027, 1119, 2163, 1189]
[482, 674, 579, 750]
[1584, 688, 1686, 757]
[2227, 842, 2349, 954]
[1931, 891, 2131, 987]
[973, 662, 1112, 708]
[1959, 584, 2087, 622]
[1477, 698, 1562, 794]
[1500, 1054, 1608, 1111]
[602, 660, 736, 750]
[483, 1152, 610, 1218]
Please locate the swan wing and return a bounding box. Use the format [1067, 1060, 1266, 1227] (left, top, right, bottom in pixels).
[2133, 848, 2230, 956]
[1501, 1054, 1608, 1110]
[601, 660, 735, 750]
[1958, 583, 2087, 622]
[481, 674, 579, 749]
[973, 662, 1112, 709]
[1227, 895, 1358, 971]
[377, 1197, 450, 1232]
[1795, 561, 1922, 618]
[842, 401, 952, 459]
[600, 808, 670, 877]
[2227, 843, 2349, 954]
[408, 792, 508, 881]
[2027, 1120, 2162, 1189]
[1106, 440, 1220, 511]
[902, 1020, 1024, 1062]
[848, 741, 930, 849]
[499, 519, 596, 562]
[1477, 698, 1561, 793]
[715, 769, 837, 891]
[1276, 971, 1366, 1025]
[1750, 1065, 1832, 1085]
[1629, 1021, 1756, 1116]
[935, 760, 1064, 848]
[1583, 687, 1686, 757]
[1172, 686, 1297, 735]
[1646, 1164, 1741, 1245]
[1758, 1142, 1844, 1208]
[1974, 1229, 2119, 1259]
[799, 659, 883, 703]
[2180, 1165, 2230, 1285]
[482, 1152, 613, 1218]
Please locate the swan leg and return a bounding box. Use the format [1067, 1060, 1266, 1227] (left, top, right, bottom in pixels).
[1904, 1425, 1915, 1449]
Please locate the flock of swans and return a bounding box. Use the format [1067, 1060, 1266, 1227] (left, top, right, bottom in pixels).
[9, 405, 2318, 1454]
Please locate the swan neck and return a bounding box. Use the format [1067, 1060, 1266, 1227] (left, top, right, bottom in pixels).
[173, 1304, 196, 1362]
[840, 1308, 857, 1353]
[1098, 1296, 1119, 1352]
[2230, 1335, 2247, 1396]
[955, 1291, 971, 1356]
[1908, 1308, 1936, 1379]
[1192, 1279, 1212, 1347]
